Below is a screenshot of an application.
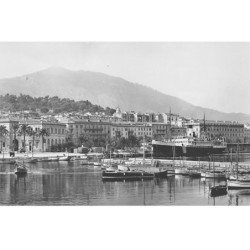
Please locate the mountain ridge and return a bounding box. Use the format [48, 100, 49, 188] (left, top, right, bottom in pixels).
[0, 66, 249, 123]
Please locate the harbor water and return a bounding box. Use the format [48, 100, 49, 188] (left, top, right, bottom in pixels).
[1, 153, 250, 206]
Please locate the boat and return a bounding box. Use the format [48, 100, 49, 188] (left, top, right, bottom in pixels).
[152, 138, 226, 158]
[58, 156, 72, 161]
[228, 178, 250, 189]
[227, 144, 250, 189]
[102, 170, 154, 181]
[47, 157, 59, 162]
[154, 169, 168, 178]
[188, 170, 201, 178]
[201, 171, 226, 179]
[81, 159, 90, 165]
[14, 163, 28, 175]
[174, 168, 189, 175]
[210, 185, 227, 197]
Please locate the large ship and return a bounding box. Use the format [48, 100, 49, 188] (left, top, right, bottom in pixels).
[152, 137, 227, 158]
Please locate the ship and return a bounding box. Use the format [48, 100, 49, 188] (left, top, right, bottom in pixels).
[152, 137, 227, 158]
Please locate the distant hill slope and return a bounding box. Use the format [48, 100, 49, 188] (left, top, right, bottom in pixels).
[0, 67, 249, 123]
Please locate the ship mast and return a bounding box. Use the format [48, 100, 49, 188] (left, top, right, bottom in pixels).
[169, 107, 172, 141]
[203, 113, 206, 139]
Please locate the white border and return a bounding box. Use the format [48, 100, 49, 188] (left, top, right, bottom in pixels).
[1, 1, 250, 250]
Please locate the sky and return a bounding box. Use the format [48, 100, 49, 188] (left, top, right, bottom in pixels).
[0, 42, 249, 114]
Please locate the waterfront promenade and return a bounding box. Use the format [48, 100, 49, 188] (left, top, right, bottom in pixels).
[0, 152, 83, 163]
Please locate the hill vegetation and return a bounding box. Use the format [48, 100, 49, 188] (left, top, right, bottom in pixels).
[0, 94, 116, 115]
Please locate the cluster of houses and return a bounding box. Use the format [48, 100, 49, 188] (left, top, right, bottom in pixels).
[0, 107, 250, 153]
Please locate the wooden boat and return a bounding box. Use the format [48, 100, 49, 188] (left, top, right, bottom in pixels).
[102, 170, 154, 181]
[227, 179, 250, 189]
[154, 169, 168, 178]
[93, 162, 102, 167]
[14, 163, 28, 175]
[210, 185, 227, 197]
[188, 170, 201, 178]
[175, 168, 189, 175]
[58, 156, 72, 161]
[48, 157, 59, 162]
[81, 159, 90, 165]
[201, 171, 226, 179]
[227, 144, 250, 189]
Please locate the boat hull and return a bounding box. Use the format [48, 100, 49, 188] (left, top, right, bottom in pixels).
[152, 144, 226, 158]
[102, 171, 154, 181]
[210, 185, 227, 197]
[227, 180, 250, 189]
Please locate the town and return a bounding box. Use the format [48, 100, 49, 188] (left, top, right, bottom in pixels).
[0, 104, 250, 158]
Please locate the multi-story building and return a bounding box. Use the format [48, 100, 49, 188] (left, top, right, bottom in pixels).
[186, 120, 244, 143]
[170, 126, 187, 138]
[110, 123, 152, 139]
[18, 119, 67, 152]
[244, 124, 250, 143]
[151, 123, 169, 140]
[0, 118, 67, 152]
[60, 118, 111, 145]
[0, 118, 19, 152]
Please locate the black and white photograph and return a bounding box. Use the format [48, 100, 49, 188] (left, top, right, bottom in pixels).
[2, 1, 250, 250]
[0, 42, 250, 206]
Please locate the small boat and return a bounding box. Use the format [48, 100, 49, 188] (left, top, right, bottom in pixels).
[227, 178, 250, 189]
[102, 170, 154, 181]
[188, 170, 201, 178]
[201, 171, 226, 179]
[14, 163, 28, 175]
[93, 162, 102, 167]
[175, 168, 189, 175]
[210, 185, 227, 197]
[81, 159, 90, 165]
[48, 157, 59, 162]
[154, 169, 168, 178]
[58, 156, 72, 161]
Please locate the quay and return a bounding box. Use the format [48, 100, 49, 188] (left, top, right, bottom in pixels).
[0, 152, 85, 164]
[102, 157, 250, 169]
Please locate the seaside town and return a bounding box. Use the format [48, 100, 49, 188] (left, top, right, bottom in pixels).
[0, 107, 250, 158]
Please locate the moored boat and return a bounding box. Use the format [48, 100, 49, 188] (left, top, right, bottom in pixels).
[102, 170, 154, 181]
[227, 178, 250, 189]
[210, 185, 227, 197]
[14, 163, 28, 175]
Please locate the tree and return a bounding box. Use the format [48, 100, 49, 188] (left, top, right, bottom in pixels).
[38, 128, 50, 152]
[18, 124, 32, 152]
[0, 125, 8, 157]
[28, 128, 39, 157]
[78, 133, 93, 148]
[12, 123, 19, 151]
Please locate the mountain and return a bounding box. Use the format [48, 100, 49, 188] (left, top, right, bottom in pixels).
[0, 66, 249, 123]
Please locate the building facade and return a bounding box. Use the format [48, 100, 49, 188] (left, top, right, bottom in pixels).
[110, 123, 152, 139]
[186, 120, 245, 143]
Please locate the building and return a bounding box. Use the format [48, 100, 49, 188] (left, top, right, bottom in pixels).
[0, 118, 67, 153]
[186, 120, 245, 143]
[60, 118, 111, 145]
[151, 123, 169, 140]
[244, 124, 250, 143]
[110, 123, 152, 139]
[0, 118, 19, 153]
[18, 119, 67, 152]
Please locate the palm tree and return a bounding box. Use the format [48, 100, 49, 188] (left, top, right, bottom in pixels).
[0, 125, 9, 158]
[28, 128, 39, 157]
[38, 128, 49, 152]
[12, 123, 19, 151]
[18, 124, 32, 152]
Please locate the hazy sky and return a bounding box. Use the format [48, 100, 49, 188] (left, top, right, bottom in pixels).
[0, 42, 249, 114]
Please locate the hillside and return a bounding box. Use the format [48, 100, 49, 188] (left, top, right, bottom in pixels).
[0, 94, 116, 115]
[0, 67, 249, 122]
